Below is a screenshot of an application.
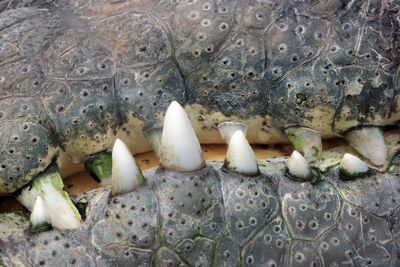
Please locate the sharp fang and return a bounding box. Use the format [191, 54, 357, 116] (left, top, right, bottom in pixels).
[144, 127, 163, 157]
[112, 138, 144, 196]
[339, 153, 369, 179]
[287, 150, 312, 181]
[17, 168, 83, 230]
[345, 127, 387, 166]
[223, 130, 258, 176]
[30, 196, 51, 232]
[159, 101, 205, 171]
[218, 121, 248, 144]
[285, 127, 322, 162]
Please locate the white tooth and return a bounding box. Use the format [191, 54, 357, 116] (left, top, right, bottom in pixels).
[144, 127, 163, 157]
[285, 127, 322, 162]
[112, 138, 144, 196]
[30, 196, 51, 231]
[287, 150, 312, 180]
[224, 130, 258, 175]
[345, 127, 387, 165]
[218, 121, 248, 144]
[339, 153, 369, 179]
[41, 184, 82, 230]
[159, 101, 205, 171]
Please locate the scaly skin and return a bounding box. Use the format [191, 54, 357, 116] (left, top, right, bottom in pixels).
[0, 0, 399, 193]
[1, 157, 400, 266]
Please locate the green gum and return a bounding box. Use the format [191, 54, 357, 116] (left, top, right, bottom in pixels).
[84, 152, 112, 182]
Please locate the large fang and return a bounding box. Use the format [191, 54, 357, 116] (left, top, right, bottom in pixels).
[218, 121, 248, 144]
[345, 127, 387, 166]
[339, 153, 369, 179]
[287, 150, 313, 181]
[30, 196, 51, 232]
[111, 138, 144, 196]
[223, 130, 259, 176]
[17, 168, 83, 230]
[159, 101, 205, 171]
[285, 127, 322, 162]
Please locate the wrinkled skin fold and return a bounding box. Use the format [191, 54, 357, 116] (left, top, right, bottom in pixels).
[1, 159, 400, 267]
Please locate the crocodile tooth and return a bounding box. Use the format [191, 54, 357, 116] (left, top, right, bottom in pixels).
[111, 138, 144, 196]
[30, 196, 51, 232]
[287, 150, 312, 181]
[285, 127, 322, 162]
[144, 127, 163, 157]
[223, 130, 258, 176]
[159, 101, 205, 171]
[345, 127, 387, 166]
[218, 121, 248, 143]
[339, 153, 369, 179]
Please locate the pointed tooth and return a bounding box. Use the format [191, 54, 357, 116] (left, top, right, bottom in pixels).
[111, 138, 144, 196]
[339, 153, 369, 179]
[218, 122, 248, 144]
[345, 127, 387, 165]
[144, 127, 163, 157]
[30, 196, 51, 232]
[287, 150, 313, 181]
[223, 130, 258, 176]
[17, 168, 82, 230]
[159, 101, 205, 171]
[285, 127, 322, 162]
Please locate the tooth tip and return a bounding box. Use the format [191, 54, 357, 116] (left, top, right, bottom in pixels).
[30, 196, 50, 227]
[112, 138, 144, 195]
[224, 130, 258, 176]
[287, 150, 312, 181]
[159, 101, 204, 171]
[339, 153, 369, 179]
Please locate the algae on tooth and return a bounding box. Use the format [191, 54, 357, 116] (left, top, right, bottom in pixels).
[339, 153, 369, 179]
[285, 127, 322, 163]
[17, 167, 83, 230]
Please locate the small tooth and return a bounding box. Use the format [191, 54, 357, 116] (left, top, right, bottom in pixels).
[144, 127, 163, 157]
[285, 127, 322, 162]
[30, 196, 51, 232]
[339, 153, 369, 179]
[112, 138, 144, 196]
[287, 150, 313, 181]
[345, 127, 387, 165]
[159, 101, 205, 171]
[223, 130, 258, 176]
[218, 121, 248, 144]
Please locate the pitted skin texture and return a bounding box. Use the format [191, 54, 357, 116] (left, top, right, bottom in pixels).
[0, 0, 399, 194]
[1, 160, 400, 266]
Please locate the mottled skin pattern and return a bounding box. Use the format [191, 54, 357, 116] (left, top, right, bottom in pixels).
[0, 0, 399, 193]
[1, 160, 400, 266]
